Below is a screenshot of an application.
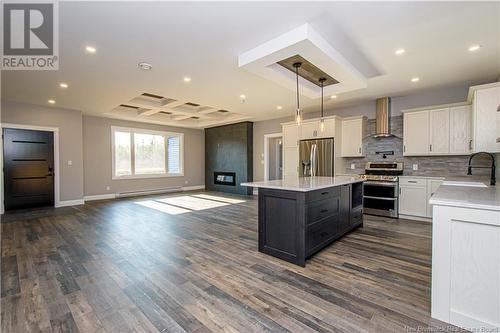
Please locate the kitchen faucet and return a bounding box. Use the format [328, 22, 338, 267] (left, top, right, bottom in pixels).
[467, 152, 496, 186]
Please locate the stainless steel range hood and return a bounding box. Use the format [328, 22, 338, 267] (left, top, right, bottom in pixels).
[373, 97, 396, 138]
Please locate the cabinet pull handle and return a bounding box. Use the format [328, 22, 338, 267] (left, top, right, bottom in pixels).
[408, 181, 417, 183]
[321, 192, 329, 195]
[320, 209, 328, 213]
[469, 140, 472, 150]
[403, 145, 406, 152]
[358, 147, 361, 153]
[399, 187, 402, 195]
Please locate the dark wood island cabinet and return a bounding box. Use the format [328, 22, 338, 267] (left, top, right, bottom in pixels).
[242, 176, 364, 266]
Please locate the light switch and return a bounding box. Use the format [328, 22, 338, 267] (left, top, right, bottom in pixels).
[67, 160, 72, 166]
[412, 164, 418, 171]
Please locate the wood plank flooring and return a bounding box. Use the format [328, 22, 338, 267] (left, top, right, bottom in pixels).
[1, 191, 462, 332]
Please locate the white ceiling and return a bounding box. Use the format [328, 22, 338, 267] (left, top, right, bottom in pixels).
[2, 1, 499, 127]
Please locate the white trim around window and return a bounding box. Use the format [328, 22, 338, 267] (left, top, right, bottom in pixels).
[111, 126, 184, 180]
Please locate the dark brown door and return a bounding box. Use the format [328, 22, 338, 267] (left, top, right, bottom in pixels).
[3, 128, 54, 210]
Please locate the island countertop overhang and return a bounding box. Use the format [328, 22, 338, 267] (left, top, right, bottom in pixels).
[241, 176, 364, 192]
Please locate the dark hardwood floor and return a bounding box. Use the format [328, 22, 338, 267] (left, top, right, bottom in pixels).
[1, 191, 459, 332]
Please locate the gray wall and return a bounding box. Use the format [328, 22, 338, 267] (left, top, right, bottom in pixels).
[1, 100, 84, 201]
[83, 116, 204, 196]
[252, 82, 490, 181]
[205, 122, 253, 195]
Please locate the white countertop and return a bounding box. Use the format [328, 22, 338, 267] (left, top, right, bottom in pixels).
[241, 176, 363, 192]
[429, 178, 500, 211]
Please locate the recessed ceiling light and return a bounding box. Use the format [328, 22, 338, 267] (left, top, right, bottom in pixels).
[411, 77, 420, 83]
[395, 48, 406, 55]
[468, 45, 481, 52]
[85, 46, 96, 53]
[59, 82, 68, 89]
[330, 95, 337, 99]
[240, 94, 246, 99]
[276, 106, 282, 110]
[138, 62, 152, 71]
[48, 99, 56, 104]
[183, 77, 191, 83]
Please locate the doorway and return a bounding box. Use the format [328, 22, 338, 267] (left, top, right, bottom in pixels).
[264, 133, 283, 181]
[3, 128, 55, 210]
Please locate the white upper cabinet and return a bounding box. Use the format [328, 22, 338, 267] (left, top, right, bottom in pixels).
[404, 110, 430, 156]
[319, 118, 336, 138]
[341, 117, 366, 157]
[449, 105, 472, 154]
[471, 84, 500, 153]
[300, 121, 320, 140]
[403, 103, 472, 156]
[282, 124, 299, 148]
[429, 108, 450, 154]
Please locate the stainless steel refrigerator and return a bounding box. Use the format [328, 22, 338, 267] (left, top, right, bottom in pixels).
[299, 138, 334, 177]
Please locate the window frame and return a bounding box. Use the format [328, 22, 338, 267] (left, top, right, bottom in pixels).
[111, 126, 184, 180]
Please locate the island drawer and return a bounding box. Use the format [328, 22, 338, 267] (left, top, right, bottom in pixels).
[307, 197, 339, 224]
[305, 187, 341, 203]
[307, 216, 339, 255]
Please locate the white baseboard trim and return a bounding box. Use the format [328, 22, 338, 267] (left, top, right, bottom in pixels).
[56, 199, 85, 207]
[84, 194, 116, 201]
[83, 185, 206, 202]
[398, 214, 432, 223]
[182, 185, 205, 191]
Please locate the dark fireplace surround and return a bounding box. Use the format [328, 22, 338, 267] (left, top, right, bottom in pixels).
[205, 122, 253, 195]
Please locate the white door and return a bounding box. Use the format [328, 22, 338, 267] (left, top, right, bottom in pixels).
[282, 124, 299, 148]
[341, 119, 363, 157]
[429, 108, 450, 155]
[473, 87, 500, 153]
[449, 105, 472, 154]
[283, 147, 299, 177]
[404, 111, 429, 156]
[399, 185, 427, 217]
[300, 121, 320, 140]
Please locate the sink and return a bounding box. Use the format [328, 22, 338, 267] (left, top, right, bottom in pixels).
[442, 181, 488, 188]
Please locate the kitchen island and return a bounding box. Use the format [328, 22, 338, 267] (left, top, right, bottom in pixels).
[241, 176, 364, 266]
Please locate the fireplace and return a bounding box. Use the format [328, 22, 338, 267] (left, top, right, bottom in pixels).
[214, 172, 236, 186]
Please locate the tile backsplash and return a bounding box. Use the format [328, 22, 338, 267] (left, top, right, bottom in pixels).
[344, 116, 495, 177]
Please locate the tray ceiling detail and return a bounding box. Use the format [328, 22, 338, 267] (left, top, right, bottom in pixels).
[238, 23, 368, 99]
[106, 93, 248, 128]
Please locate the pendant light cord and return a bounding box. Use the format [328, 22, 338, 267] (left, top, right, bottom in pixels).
[320, 79, 324, 119]
[295, 64, 300, 112]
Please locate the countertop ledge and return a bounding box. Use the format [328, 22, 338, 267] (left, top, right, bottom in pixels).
[241, 176, 363, 192]
[430, 177, 500, 211]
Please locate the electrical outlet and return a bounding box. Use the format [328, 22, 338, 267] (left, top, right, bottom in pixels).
[260, 160, 264, 164]
[67, 160, 72, 166]
[105, 186, 110, 191]
[412, 164, 418, 171]
[350, 163, 356, 170]
[184, 180, 188, 184]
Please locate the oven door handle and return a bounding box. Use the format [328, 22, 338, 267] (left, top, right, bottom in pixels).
[363, 195, 397, 201]
[363, 181, 398, 187]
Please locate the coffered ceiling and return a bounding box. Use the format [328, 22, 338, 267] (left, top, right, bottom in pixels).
[2, 2, 499, 128]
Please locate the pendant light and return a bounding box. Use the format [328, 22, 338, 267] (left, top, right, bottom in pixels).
[293, 62, 302, 125]
[319, 77, 326, 131]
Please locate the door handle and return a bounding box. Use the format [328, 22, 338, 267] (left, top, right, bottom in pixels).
[320, 209, 328, 213]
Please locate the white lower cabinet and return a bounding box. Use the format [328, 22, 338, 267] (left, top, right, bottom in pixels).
[399, 177, 443, 218]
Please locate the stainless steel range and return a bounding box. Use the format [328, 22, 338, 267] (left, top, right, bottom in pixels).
[362, 162, 403, 218]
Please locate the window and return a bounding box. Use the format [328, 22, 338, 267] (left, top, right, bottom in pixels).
[112, 127, 183, 179]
